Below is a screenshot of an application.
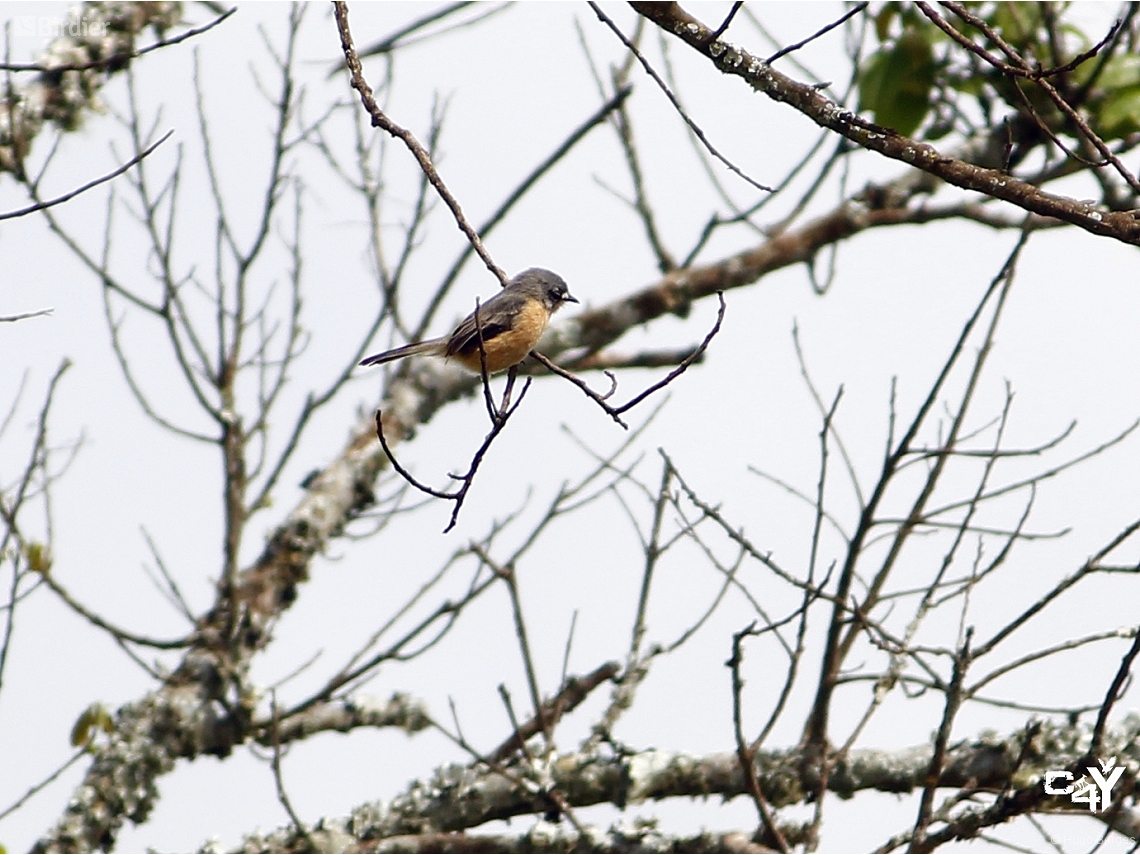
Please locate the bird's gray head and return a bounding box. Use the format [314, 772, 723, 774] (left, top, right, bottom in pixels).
[512, 268, 578, 312]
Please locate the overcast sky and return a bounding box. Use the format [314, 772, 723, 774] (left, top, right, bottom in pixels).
[2, 3, 1138, 852]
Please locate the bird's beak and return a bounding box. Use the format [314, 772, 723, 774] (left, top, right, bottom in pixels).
[564, 294, 579, 304]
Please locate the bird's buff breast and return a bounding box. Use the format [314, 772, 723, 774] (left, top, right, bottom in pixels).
[451, 298, 549, 373]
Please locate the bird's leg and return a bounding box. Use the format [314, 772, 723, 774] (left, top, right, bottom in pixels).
[498, 366, 518, 417]
[472, 298, 501, 424]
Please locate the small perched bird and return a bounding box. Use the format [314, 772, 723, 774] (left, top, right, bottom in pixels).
[359, 268, 577, 374]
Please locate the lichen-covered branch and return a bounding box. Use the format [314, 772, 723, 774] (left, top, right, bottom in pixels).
[0, 2, 186, 174]
[224, 717, 1140, 853]
[629, 2, 1140, 246]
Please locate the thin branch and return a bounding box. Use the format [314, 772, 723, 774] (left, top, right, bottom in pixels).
[589, 3, 773, 194]
[0, 308, 52, 322]
[0, 10, 235, 74]
[473, 546, 549, 747]
[374, 377, 532, 532]
[728, 624, 790, 853]
[531, 291, 727, 428]
[1, 130, 172, 221]
[487, 661, 620, 764]
[37, 571, 193, 650]
[911, 629, 973, 853]
[0, 745, 89, 824]
[352, 2, 476, 58]
[334, 2, 507, 285]
[630, 2, 1140, 245]
[766, 3, 868, 65]
[1090, 623, 1140, 758]
[268, 693, 319, 853]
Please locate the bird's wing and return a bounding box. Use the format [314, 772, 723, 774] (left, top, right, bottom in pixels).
[445, 315, 513, 358]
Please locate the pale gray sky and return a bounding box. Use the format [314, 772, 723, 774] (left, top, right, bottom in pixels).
[2, 3, 1137, 852]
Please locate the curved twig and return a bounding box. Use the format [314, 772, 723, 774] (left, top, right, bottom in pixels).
[531, 291, 727, 429]
[334, 1, 508, 286]
[375, 374, 533, 532]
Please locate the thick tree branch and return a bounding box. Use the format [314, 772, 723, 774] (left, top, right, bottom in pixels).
[227, 719, 1140, 853]
[629, 2, 1140, 246]
[254, 693, 431, 746]
[32, 163, 1061, 851]
[0, 3, 188, 175]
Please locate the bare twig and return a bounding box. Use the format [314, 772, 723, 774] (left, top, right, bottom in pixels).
[0, 745, 89, 824]
[531, 291, 727, 428]
[630, 2, 1140, 245]
[728, 624, 790, 853]
[487, 662, 620, 763]
[352, 2, 478, 59]
[374, 375, 532, 532]
[36, 571, 193, 650]
[911, 629, 973, 852]
[1090, 623, 1140, 758]
[268, 693, 319, 853]
[2, 130, 172, 221]
[0, 10, 235, 74]
[472, 546, 549, 746]
[334, 1, 507, 285]
[0, 308, 52, 322]
[589, 3, 773, 194]
[766, 3, 868, 65]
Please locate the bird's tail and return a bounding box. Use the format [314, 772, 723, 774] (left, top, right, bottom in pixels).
[359, 339, 445, 367]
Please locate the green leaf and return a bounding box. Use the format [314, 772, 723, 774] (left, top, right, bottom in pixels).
[874, 5, 898, 42]
[991, 4, 1043, 50]
[858, 31, 937, 137]
[1095, 54, 1140, 91]
[70, 702, 113, 749]
[25, 541, 52, 575]
[1098, 86, 1140, 138]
